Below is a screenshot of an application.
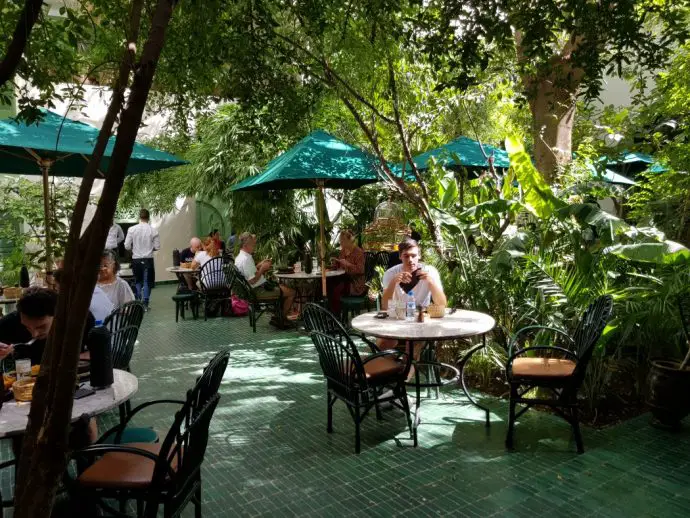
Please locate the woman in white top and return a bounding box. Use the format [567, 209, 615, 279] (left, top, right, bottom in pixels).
[191, 237, 224, 288]
[97, 251, 135, 308]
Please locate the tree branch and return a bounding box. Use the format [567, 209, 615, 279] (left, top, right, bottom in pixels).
[0, 0, 45, 88]
[387, 59, 429, 200]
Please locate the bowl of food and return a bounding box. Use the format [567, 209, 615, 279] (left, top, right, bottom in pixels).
[427, 304, 446, 318]
[13, 377, 36, 402]
[179, 262, 193, 270]
[3, 372, 16, 391]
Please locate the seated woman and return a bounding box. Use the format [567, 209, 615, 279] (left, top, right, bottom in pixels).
[328, 230, 366, 315]
[191, 237, 224, 289]
[97, 250, 135, 308]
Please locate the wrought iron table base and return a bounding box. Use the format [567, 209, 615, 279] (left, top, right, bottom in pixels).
[405, 334, 491, 446]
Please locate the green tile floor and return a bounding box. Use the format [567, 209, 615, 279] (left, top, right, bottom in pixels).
[3, 283, 690, 517]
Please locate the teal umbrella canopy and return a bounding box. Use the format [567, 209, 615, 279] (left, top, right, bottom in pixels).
[585, 160, 636, 186]
[599, 151, 667, 176]
[232, 130, 380, 191]
[401, 136, 510, 172]
[0, 109, 186, 177]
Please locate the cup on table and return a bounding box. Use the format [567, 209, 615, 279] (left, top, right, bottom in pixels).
[16, 359, 31, 381]
[394, 301, 406, 320]
[294, 262, 302, 273]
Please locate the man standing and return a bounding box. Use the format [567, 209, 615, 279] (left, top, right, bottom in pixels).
[234, 232, 295, 328]
[125, 209, 160, 310]
[105, 220, 125, 253]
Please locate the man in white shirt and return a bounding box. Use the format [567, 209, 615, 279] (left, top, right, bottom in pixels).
[380, 237, 447, 359]
[124, 209, 160, 309]
[234, 232, 295, 327]
[105, 220, 125, 252]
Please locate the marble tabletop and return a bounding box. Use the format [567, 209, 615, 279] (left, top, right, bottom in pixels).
[166, 266, 197, 274]
[276, 269, 345, 280]
[0, 369, 138, 438]
[351, 309, 495, 341]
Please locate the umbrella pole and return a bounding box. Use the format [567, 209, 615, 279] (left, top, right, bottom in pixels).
[317, 182, 327, 299]
[40, 159, 54, 272]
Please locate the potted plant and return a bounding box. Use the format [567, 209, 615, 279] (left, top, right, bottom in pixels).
[647, 294, 690, 428]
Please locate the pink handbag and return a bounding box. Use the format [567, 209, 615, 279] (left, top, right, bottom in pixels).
[231, 295, 249, 316]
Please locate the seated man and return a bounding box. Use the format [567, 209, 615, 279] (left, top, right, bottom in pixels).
[0, 287, 98, 446]
[234, 232, 295, 328]
[180, 237, 202, 263]
[380, 237, 447, 359]
[0, 287, 96, 364]
[179, 237, 203, 291]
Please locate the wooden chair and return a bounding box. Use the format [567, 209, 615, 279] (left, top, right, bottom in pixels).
[303, 303, 413, 453]
[72, 350, 229, 517]
[505, 295, 613, 453]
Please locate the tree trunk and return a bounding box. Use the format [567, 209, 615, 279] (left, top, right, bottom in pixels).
[0, 0, 45, 88]
[13, 1, 177, 516]
[516, 32, 584, 185]
[529, 78, 577, 184]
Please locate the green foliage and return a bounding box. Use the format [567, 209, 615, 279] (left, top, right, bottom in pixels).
[0, 178, 79, 277]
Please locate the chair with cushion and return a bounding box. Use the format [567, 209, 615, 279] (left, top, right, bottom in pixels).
[505, 295, 613, 453]
[229, 263, 281, 333]
[302, 303, 413, 453]
[73, 350, 229, 516]
[198, 257, 233, 321]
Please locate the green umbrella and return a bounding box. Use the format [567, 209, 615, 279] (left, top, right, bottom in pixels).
[232, 130, 380, 297]
[599, 151, 667, 176]
[402, 136, 510, 172]
[0, 109, 187, 266]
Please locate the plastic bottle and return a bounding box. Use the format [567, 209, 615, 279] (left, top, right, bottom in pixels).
[405, 291, 416, 322]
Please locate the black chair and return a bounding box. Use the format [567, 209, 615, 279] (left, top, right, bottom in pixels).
[73, 350, 229, 517]
[103, 301, 145, 334]
[505, 295, 613, 453]
[229, 263, 281, 333]
[172, 290, 199, 322]
[302, 303, 413, 453]
[198, 257, 233, 321]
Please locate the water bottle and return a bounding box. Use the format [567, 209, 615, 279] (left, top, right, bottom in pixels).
[88, 321, 114, 389]
[304, 252, 312, 274]
[405, 291, 416, 322]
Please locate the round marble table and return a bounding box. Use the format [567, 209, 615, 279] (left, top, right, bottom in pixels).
[351, 309, 496, 445]
[0, 369, 138, 438]
[166, 266, 198, 274]
[275, 269, 345, 280]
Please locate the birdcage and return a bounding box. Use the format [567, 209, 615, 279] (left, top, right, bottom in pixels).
[362, 200, 409, 251]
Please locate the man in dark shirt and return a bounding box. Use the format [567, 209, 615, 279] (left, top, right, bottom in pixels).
[180, 237, 202, 263]
[0, 287, 94, 365]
